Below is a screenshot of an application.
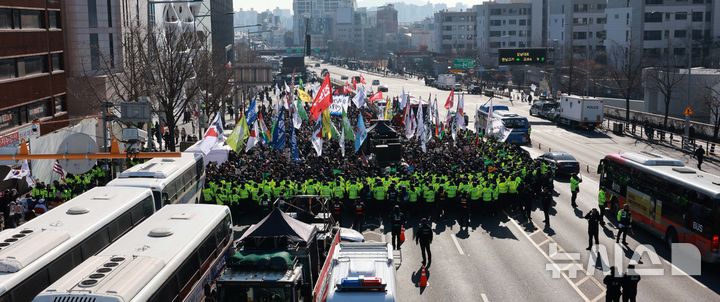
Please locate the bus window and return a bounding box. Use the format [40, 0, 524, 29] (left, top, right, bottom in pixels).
[503, 118, 527, 128]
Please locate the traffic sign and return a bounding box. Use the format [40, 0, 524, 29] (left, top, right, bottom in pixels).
[683, 106, 694, 117]
[452, 58, 475, 70]
[498, 48, 547, 65]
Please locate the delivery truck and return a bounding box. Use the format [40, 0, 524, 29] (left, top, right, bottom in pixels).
[435, 74, 455, 90]
[556, 94, 604, 130]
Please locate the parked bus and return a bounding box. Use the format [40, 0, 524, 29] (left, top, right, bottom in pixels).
[598, 152, 720, 262]
[34, 204, 233, 302]
[0, 187, 156, 301]
[475, 105, 531, 145]
[107, 152, 205, 209]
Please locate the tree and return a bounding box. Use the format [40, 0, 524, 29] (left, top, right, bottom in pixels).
[649, 54, 685, 128]
[607, 42, 645, 124]
[194, 49, 234, 138]
[704, 85, 720, 139]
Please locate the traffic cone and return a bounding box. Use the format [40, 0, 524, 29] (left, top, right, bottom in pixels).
[419, 265, 428, 288]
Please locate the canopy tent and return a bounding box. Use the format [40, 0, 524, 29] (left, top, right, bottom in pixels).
[240, 208, 317, 245]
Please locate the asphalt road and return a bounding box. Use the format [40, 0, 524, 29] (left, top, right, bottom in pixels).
[306, 59, 720, 302]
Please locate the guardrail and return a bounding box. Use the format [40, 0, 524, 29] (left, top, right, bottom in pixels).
[603, 116, 718, 162]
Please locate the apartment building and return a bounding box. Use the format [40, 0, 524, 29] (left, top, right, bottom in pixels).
[548, 0, 607, 61]
[433, 9, 477, 54]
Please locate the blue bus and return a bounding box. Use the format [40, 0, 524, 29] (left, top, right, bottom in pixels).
[475, 105, 531, 145]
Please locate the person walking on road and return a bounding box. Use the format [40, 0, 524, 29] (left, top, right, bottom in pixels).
[616, 204, 632, 245]
[695, 146, 705, 170]
[585, 208, 601, 250]
[416, 218, 433, 267]
[621, 265, 641, 302]
[570, 173, 581, 208]
[390, 205, 405, 250]
[604, 266, 623, 302]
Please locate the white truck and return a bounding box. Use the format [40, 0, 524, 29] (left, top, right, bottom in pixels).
[435, 74, 455, 90]
[314, 242, 397, 302]
[556, 94, 604, 130]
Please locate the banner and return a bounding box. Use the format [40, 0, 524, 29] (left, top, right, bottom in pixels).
[329, 95, 350, 116]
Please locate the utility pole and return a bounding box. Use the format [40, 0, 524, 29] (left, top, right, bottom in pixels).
[685, 10, 693, 138]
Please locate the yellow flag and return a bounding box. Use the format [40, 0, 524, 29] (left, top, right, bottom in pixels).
[226, 113, 248, 152]
[322, 109, 332, 140]
[298, 88, 312, 103]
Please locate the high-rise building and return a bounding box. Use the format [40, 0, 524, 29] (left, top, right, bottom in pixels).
[605, 0, 718, 67]
[211, 0, 233, 65]
[548, 0, 607, 62]
[433, 9, 477, 55]
[293, 0, 356, 47]
[376, 4, 398, 34]
[0, 0, 68, 143]
[475, 1, 534, 66]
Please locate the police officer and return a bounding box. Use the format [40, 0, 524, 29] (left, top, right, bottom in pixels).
[353, 199, 365, 231]
[585, 208, 601, 250]
[621, 265, 641, 302]
[541, 185, 553, 227]
[332, 199, 343, 226]
[604, 266, 623, 302]
[616, 204, 632, 245]
[390, 205, 405, 250]
[570, 173, 581, 208]
[598, 188, 607, 226]
[416, 218, 433, 266]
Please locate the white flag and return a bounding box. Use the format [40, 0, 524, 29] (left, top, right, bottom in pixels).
[404, 105, 414, 139]
[456, 94, 466, 130]
[400, 88, 407, 109]
[340, 125, 345, 157]
[311, 120, 323, 156]
[416, 100, 426, 153]
[245, 120, 259, 152]
[352, 86, 366, 108]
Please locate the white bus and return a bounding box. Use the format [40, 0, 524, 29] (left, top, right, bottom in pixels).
[0, 187, 156, 302]
[34, 204, 233, 302]
[107, 152, 205, 210]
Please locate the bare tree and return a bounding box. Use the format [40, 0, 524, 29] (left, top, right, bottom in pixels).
[195, 49, 234, 137]
[607, 42, 645, 123]
[704, 85, 720, 139]
[649, 52, 685, 128]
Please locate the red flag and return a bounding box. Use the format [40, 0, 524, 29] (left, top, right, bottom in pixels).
[352, 77, 357, 90]
[444, 89, 455, 109]
[360, 74, 367, 84]
[310, 74, 333, 120]
[369, 91, 383, 102]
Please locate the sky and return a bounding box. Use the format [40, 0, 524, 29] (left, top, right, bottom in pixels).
[235, 0, 478, 13]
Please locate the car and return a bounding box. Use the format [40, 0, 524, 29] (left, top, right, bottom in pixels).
[340, 75, 349, 80]
[537, 151, 580, 177]
[468, 85, 482, 95]
[424, 77, 435, 86]
[529, 101, 543, 116]
[372, 79, 380, 86]
[454, 83, 462, 91]
[378, 84, 388, 92]
[314, 63, 321, 67]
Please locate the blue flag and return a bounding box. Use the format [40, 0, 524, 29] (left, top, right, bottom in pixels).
[272, 106, 286, 150]
[245, 99, 257, 126]
[355, 113, 367, 152]
[290, 125, 300, 161]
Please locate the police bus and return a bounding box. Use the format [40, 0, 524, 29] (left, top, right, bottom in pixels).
[34, 204, 233, 302]
[598, 152, 720, 262]
[107, 152, 205, 210]
[474, 105, 531, 145]
[0, 187, 156, 301]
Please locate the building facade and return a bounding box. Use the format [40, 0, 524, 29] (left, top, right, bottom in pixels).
[0, 0, 68, 144]
[293, 0, 356, 47]
[211, 0, 233, 65]
[548, 0, 607, 61]
[475, 1, 534, 66]
[433, 9, 477, 55]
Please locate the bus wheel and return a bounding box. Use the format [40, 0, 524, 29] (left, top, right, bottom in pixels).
[665, 228, 678, 247]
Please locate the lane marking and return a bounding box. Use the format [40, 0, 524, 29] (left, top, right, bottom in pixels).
[575, 276, 591, 286]
[481, 293, 489, 302]
[451, 233, 465, 255]
[536, 238, 551, 246]
[505, 212, 597, 302]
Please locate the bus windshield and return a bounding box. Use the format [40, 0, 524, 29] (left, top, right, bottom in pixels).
[502, 118, 528, 129]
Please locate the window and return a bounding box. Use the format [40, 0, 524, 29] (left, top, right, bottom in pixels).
[645, 0, 663, 3]
[178, 252, 200, 286]
[12, 269, 50, 302]
[597, 18, 606, 24]
[693, 12, 703, 22]
[675, 30, 686, 38]
[18, 56, 48, 77]
[442, 35, 452, 40]
[676, 13, 687, 20]
[27, 101, 48, 120]
[20, 10, 43, 29]
[0, 59, 15, 80]
[597, 31, 606, 39]
[490, 20, 501, 26]
[54, 95, 66, 113]
[88, 0, 97, 28]
[509, 19, 516, 25]
[645, 12, 662, 23]
[109, 33, 115, 68]
[47, 247, 82, 281]
[674, 48, 686, 56]
[0, 9, 13, 29]
[48, 11, 61, 28]
[81, 228, 111, 258]
[107, 0, 113, 27]
[0, 109, 20, 131]
[706, 12, 712, 22]
[90, 33, 99, 70]
[508, 30, 516, 36]
[573, 32, 587, 39]
[489, 31, 501, 37]
[443, 25, 451, 31]
[51, 53, 63, 71]
[643, 30, 662, 40]
[693, 29, 702, 40]
[108, 212, 133, 240]
[519, 19, 526, 26]
[490, 9, 501, 15]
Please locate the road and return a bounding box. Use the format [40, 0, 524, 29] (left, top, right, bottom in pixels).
[308, 60, 720, 302]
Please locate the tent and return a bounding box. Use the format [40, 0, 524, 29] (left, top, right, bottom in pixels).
[240, 208, 317, 245]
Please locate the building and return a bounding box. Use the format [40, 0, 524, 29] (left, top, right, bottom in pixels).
[605, 0, 717, 67]
[376, 4, 398, 34]
[63, 0, 123, 118]
[642, 67, 718, 123]
[211, 0, 233, 65]
[293, 0, 356, 47]
[0, 0, 68, 145]
[548, 0, 607, 62]
[475, 1, 534, 66]
[433, 9, 477, 55]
